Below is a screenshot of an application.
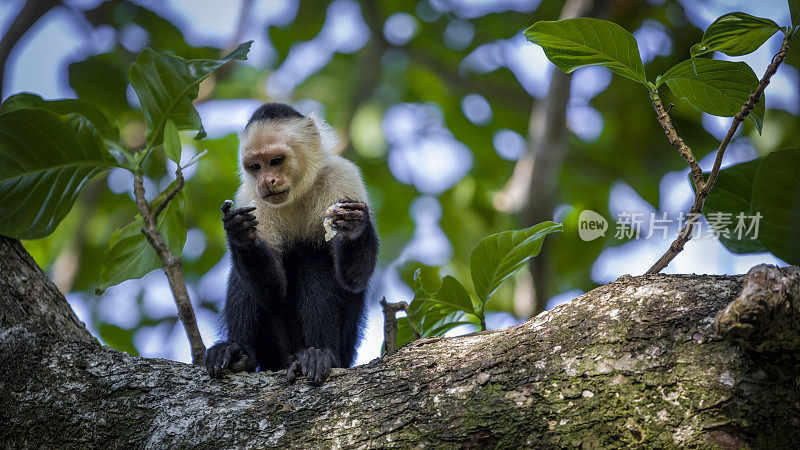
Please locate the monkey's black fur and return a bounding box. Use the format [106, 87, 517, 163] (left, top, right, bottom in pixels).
[206, 198, 379, 383]
[246, 102, 304, 127]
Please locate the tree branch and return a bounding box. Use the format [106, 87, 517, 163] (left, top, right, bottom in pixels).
[3, 236, 800, 447]
[0, 0, 60, 97]
[151, 167, 185, 220]
[649, 90, 704, 191]
[704, 33, 792, 190]
[647, 33, 793, 274]
[133, 173, 205, 365]
[379, 297, 409, 354]
[716, 264, 800, 353]
[518, 0, 595, 315]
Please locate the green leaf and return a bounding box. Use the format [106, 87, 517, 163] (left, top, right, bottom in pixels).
[163, 119, 182, 164]
[0, 109, 119, 239]
[424, 318, 477, 338]
[98, 323, 139, 356]
[704, 149, 800, 263]
[129, 42, 251, 152]
[0, 93, 120, 143]
[396, 316, 418, 349]
[524, 18, 647, 85]
[406, 271, 478, 336]
[68, 48, 133, 116]
[690, 12, 780, 57]
[411, 264, 442, 295]
[790, 0, 800, 29]
[751, 149, 800, 265]
[703, 159, 767, 253]
[470, 221, 563, 308]
[96, 183, 186, 294]
[661, 58, 764, 133]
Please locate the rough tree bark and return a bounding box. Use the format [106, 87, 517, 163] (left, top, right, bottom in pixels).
[1, 235, 799, 448]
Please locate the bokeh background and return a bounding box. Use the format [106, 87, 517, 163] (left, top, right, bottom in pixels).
[2, 0, 796, 364]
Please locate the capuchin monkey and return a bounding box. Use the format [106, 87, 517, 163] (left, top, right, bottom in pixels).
[205, 103, 379, 383]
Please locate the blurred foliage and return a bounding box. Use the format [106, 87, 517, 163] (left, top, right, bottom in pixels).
[8, 0, 799, 358]
[704, 148, 800, 265]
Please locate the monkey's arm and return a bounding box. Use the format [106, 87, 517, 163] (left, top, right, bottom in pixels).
[228, 239, 287, 299]
[285, 202, 377, 383]
[206, 202, 286, 378]
[223, 201, 287, 299]
[328, 200, 379, 292]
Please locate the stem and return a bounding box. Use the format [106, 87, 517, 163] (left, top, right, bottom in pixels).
[133, 170, 206, 365]
[152, 166, 184, 220]
[647, 34, 792, 274]
[649, 89, 705, 192]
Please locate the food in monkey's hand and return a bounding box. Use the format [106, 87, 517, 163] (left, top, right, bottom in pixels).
[323, 202, 345, 241]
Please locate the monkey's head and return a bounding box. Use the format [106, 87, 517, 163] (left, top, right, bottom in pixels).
[238, 103, 337, 206]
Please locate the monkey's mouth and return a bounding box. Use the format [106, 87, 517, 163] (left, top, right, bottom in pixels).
[261, 189, 289, 202]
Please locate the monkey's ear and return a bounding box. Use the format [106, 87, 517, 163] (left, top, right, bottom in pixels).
[302, 116, 321, 142]
[306, 111, 340, 153]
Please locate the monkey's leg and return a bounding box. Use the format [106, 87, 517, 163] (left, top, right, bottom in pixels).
[286, 347, 339, 384]
[205, 341, 256, 378]
[286, 255, 343, 384]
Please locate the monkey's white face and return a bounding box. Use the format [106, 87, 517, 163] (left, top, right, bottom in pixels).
[240, 119, 323, 206]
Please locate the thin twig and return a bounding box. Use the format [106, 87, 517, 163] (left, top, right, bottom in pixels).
[380, 297, 410, 355]
[152, 167, 184, 220]
[133, 174, 206, 365]
[649, 89, 705, 191]
[647, 33, 792, 274]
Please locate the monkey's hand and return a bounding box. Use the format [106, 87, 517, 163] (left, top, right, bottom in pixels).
[221, 200, 259, 246]
[286, 347, 339, 384]
[205, 341, 256, 378]
[325, 198, 368, 238]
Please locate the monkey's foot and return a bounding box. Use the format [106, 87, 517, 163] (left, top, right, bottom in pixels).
[205, 341, 256, 378]
[286, 347, 338, 384]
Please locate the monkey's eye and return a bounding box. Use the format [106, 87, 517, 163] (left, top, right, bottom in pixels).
[248, 163, 261, 171]
[269, 156, 285, 167]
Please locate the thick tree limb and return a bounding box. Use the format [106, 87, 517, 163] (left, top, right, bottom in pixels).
[716, 264, 800, 353]
[0, 237, 90, 342]
[2, 237, 799, 447]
